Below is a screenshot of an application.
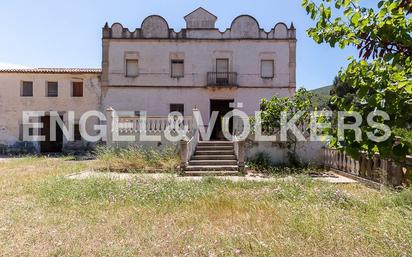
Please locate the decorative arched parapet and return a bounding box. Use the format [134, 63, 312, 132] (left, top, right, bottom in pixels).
[273, 22, 288, 39]
[141, 15, 170, 38]
[230, 15, 260, 39]
[111, 23, 124, 38]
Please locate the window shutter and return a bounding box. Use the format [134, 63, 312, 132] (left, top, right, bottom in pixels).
[126, 59, 139, 77]
[21, 81, 33, 97]
[171, 60, 184, 77]
[72, 82, 83, 97]
[261, 60, 274, 78]
[216, 59, 229, 73]
[47, 82, 58, 97]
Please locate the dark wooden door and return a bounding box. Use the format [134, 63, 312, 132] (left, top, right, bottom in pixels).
[40, 115, 63, 153]
[210, 100, 234, 140]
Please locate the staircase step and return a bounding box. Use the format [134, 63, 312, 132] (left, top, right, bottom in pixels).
[196, 145, 234, 151]
[192, 155, 236, 160]
[184, 170, 240, 176]
[198, 141, 233, 146]
[185, 165, 239, 171]
[195, 150, 235, 155]
[189, 160, 238, 166]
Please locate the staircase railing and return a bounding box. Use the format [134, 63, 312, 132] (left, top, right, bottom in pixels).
[180, 108, 200, 171]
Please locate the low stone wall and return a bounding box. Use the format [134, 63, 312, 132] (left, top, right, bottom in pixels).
[245, 137, 326, 166]
[324, 148, 411, 187]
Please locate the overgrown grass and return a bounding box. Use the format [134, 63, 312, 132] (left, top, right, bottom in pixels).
[94, 145, 179, 173]
[247, 151, 323, 175]
[0, 157, 411, 256]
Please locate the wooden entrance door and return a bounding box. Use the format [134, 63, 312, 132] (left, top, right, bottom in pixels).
[210, 99, 234, 140]
[40, 115, 63, 153]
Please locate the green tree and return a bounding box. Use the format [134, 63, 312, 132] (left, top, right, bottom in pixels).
[259, 88, 317, 166]
[303, 0, 412, 160]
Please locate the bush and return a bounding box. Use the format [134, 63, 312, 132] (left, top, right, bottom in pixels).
[94, 145, 179, 173]
[247, 151, 320, 175]
[393, 128, 412, 155]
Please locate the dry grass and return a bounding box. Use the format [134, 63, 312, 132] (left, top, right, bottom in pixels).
[93, 145, 179, 173]
[0, 157, 411, 256]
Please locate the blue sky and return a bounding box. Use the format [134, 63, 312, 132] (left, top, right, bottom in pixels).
[0, 0, 358, 90]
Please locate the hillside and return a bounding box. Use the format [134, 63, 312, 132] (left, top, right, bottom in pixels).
[310, 85, 333, 108]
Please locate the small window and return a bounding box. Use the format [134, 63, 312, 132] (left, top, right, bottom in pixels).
[74, 124, 82, 141]
[21, 81, 33, 97]
[126, 59, 139, 77]
[72, 82, 83, 97]
[47, 82, 58, 97]
[170, 104, 184, 116]
[171, 60, 184, 78]
[261, 60, 274, 79]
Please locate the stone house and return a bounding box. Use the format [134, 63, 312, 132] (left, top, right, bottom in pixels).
[0, 7, 296, 155]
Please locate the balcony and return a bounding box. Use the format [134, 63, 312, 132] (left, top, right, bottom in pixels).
[207, 72, 238, 87]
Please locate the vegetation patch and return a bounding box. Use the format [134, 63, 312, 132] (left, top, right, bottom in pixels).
[0, 157, 411, 256]
[93, 145, 179, 173]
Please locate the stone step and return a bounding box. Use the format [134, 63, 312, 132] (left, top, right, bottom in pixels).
[195, 150, 235, 155]
[198, 141, 233, 146]
[189, 160, 238, 166]
[184, 170, 240, 176]
[184, 165, 239, 172]
[196, 145, 234, 151]
[191, 155, 236, 160]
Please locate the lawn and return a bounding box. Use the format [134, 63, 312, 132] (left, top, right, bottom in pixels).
[0, 157, 411, 256]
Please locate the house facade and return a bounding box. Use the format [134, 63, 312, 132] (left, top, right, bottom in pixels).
[0, 8, 296, 153]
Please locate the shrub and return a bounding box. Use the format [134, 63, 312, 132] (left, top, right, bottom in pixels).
[94, 145, 179, 173]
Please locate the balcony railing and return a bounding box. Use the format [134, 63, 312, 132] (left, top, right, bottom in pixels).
[207, 72, 238, 87]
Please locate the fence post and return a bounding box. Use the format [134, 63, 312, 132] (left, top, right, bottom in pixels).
[180, 140, 188, 171]
[237, 140, 246, 173]
[106, 107, 114, 146]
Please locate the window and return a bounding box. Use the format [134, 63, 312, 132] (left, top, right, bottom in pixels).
[261, 60, 274, 78]
[21, 81, 33, 97]
[72, 82, 83, 97]
[170, 104, 184, 116]
[126, 59, 139, 77]
[216, 59, 229, 73]
[216, 59, 229, 85]
[171, 60, 184, 78]
[47, 82, 58, 97]
[74, 124, 82, 141]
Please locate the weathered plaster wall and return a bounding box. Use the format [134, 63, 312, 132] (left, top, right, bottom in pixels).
[246, 139, 326, 166]
[102, 86, 292, 123]
[106, 40, 292, 88]
[0, 73, 101, 151]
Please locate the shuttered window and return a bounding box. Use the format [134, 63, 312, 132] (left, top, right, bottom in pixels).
[171, 60, 184, 78]
[126, 59, 139, 77]
[216, 59, 229, 73]
[261, 60, 274, 78]
[72, 82, 83, 97]
[47, 82, 58, 97]
[21, 81, 33, 97]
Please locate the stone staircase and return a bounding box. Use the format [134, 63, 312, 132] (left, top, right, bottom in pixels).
[183, 141, 241, 176]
